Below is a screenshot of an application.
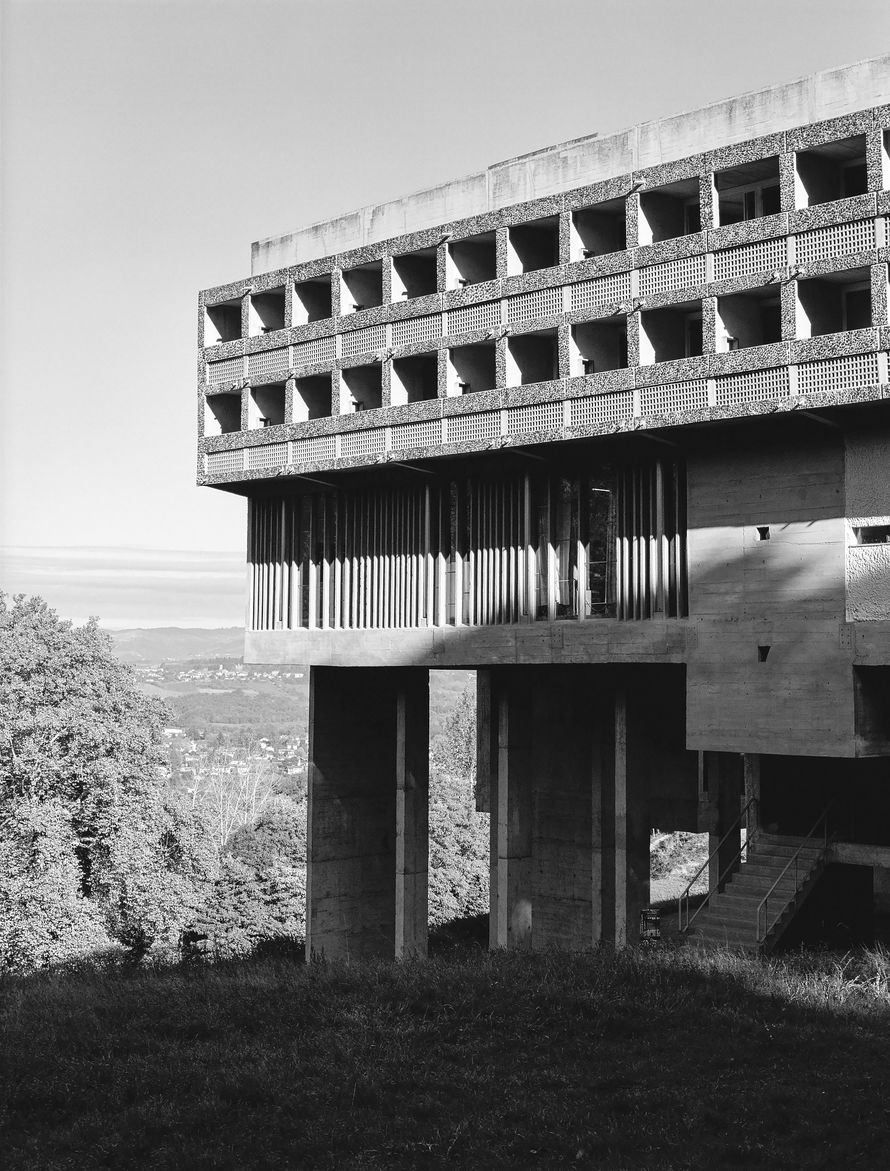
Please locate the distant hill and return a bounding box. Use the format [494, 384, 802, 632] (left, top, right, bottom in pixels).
[108, 627, 245, 664]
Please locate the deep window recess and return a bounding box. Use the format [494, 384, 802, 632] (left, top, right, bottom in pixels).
[717, 287, 782, 350]
[639, 178, 700, 245]
[571, 199, 626, 261]
[716, 156, 781, 225]
[447, 232, 497, 289]
[795, 135, 868, 207]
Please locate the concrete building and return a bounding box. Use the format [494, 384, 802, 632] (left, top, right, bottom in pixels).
[198, 56, 890, 956]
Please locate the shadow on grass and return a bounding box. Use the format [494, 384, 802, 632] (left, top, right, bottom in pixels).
[3, 936, 890, 1169]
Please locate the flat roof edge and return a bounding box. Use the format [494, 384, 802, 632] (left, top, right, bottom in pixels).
[251, 54, 890, 273]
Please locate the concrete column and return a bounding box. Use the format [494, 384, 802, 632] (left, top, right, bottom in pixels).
[395, 683, 429, 957]
[307, 666, 429, 961]
[612, 685, 651, 946]
[702, 751, 743, 892]
[489, 670, 533, 949]
[486, 667, 655, 950]
[530, 669, 602, 949]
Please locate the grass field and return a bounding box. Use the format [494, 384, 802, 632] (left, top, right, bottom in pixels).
[3, 941, 890, 1169]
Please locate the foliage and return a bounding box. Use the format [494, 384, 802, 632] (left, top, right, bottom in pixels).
[0, 797, 112, 973]
[0, 593, 214, 967]
[430, 685, 476, 784]
[650, 828, 710, 881]
[428, 771, 489, 927]
[185, 796, 306, 959]
[5, 946, 890, 1168]
[185, 745, 278, 855]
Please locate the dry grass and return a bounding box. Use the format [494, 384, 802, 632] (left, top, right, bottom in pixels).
[3, 944, 890, 1169]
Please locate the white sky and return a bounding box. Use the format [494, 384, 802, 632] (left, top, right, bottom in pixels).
[1, 0, 888, 623]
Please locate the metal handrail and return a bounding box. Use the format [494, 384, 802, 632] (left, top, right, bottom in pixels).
[755, 804, 832, 945]
[678, 797, 759, 934]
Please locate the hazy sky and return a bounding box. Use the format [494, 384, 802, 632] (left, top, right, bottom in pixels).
[2, 0, 888, 624]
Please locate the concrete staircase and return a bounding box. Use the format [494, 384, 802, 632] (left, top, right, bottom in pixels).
[685, 834, 829, 953]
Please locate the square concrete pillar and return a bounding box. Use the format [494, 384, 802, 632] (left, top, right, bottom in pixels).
[484, 666, 656, 951]
[307, 666, 429, 961]
[487, 669, 534, 949]
[701, 751, 743, 891]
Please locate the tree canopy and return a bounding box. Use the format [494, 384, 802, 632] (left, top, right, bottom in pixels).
[0, 594, 213, 969]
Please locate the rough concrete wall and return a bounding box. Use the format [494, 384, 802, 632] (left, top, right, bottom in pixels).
[252, 55, 890, 271]
[846, 429, 890, 621]
[686, 432, 854, 756]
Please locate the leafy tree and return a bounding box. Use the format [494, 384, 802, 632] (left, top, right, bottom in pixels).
[431, 686, 477, 785]
[0, 797, 110, 971]
[0, 593, 214, 968]
[428, 772, 489, 926]
[185, 795, 306, 959]
[429, 686, 488, 925]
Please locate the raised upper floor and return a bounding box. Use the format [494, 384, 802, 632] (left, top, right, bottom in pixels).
[198, 58, 890, 490]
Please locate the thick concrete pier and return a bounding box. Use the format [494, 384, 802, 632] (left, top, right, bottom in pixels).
[308, 663, 699, 960]
[307, 667, 429, 960]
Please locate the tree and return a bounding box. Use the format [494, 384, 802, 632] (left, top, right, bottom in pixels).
[429, 686, 488, 925]
[185, 795, 306, 959]
[0, 593, 214, 969]
[431, 686, 476, 785]
[186, 745, 277, 855]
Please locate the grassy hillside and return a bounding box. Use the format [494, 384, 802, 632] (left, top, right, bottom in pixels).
[3, 945, 890, 1169]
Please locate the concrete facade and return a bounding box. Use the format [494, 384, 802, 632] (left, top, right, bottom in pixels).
[198, 57, 890, 957]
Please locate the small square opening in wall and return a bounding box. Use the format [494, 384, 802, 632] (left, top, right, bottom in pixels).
[716, 286, 781, 351]
[757, 526, 771, 541]
[757, 645, 771, 662]
[796, 268, 871, 338]
[205, 392, 242, 435]
[392, 353, 438, 405]
[204, 297, 242, 346]
[294, 276, 332, 324]
[715, 156, 781, 225]
[341, 363, 383, 412]
[639, 178, 700, 245]
[447, 232, 496, 289]
[249, 289, 286, 336]
[506, 328, 558, 387]
[392, 248, 438, 300]
[507, 216, 560, 276]
[639, 300, 702, 365]
[248, 382, 286, 429]
[571, 319, 628, 375]
[854, 525, 890, 545]
[795, 135, 868, 207]
[571, 199, 626, 261]
[294, 374, 332, 422]
[341, 261, 384, 314]
[447, 340, 496, 395]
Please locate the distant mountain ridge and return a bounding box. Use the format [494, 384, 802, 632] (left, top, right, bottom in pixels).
[109, 627, 245, 664]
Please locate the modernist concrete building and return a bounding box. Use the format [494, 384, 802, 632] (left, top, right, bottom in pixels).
[198, 56, 890, 956]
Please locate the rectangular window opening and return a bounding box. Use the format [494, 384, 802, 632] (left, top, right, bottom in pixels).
[571, 199, 626, 261]
[795, 135, 868, 207]
[639, 178, 700, 245]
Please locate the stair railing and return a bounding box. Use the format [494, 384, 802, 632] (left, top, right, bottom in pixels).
[755, 804, 832, 946]
[678, 797, 760, 934]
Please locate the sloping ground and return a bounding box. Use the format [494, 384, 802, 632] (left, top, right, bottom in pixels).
[3, 947, 890, 1169]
